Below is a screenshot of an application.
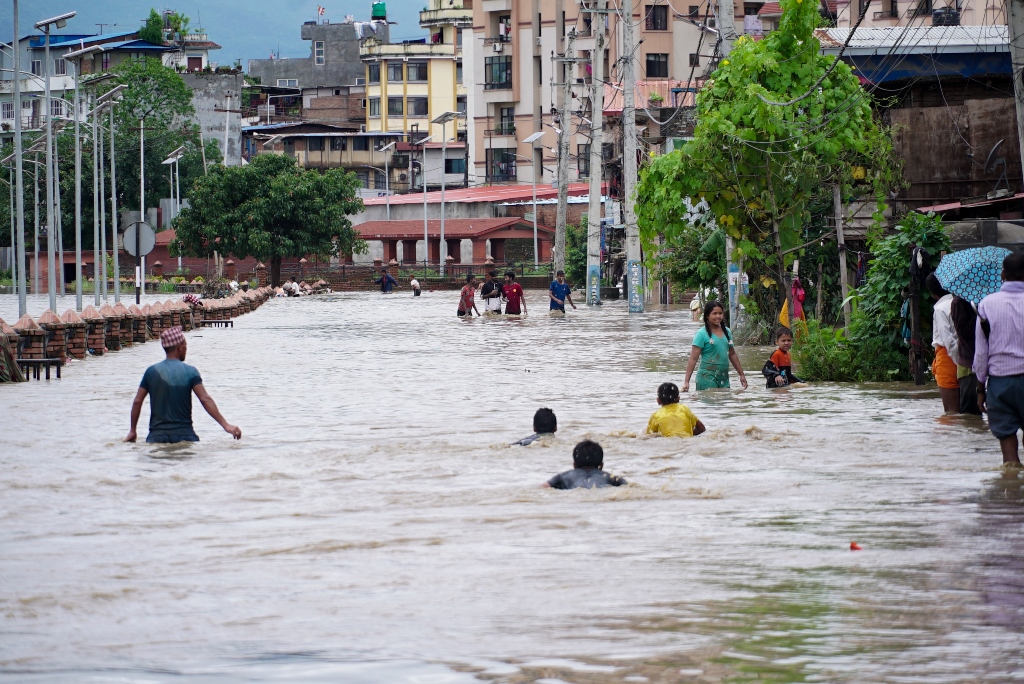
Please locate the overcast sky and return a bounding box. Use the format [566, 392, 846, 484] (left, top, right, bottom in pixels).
[1, 0, 421, 68]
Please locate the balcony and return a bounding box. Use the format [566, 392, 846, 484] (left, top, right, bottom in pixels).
[359, 38, 460, 59]
[872, 7, 899, 18]
[419, 6, 473, 28]
[486, 123, 516, 136]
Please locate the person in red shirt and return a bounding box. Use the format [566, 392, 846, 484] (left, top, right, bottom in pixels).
[457, 274, 480, 317]
[501, 270, 528, 315]
[762, 326, 804, 388]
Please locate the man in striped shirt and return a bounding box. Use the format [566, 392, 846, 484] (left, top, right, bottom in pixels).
[975, 253, 1024, 465]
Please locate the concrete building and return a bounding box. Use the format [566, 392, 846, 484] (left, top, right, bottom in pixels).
[358, 0, 470, 192]
[247, 19, 387, 101]
[835, 0, 1002, 28]
[183, 72, 245, 166]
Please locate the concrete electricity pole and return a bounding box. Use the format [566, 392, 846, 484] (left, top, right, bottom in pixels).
[716, 0, 739, 56]
[621, 6, 643, 312]
[1008, 0, 1024, 177]
[586, 0, 607, 305]
[553, 30, 576, 273]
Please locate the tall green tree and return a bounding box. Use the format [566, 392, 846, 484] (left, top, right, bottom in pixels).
[138, 9, 165, 45]
[637, 0, 898, 328]
[170, 154, 367, 285]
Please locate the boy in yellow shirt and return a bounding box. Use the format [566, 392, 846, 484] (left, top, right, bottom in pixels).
[647, 382, 706, 437]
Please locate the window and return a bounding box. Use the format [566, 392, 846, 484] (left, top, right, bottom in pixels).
[645, 5, 669, 30]
[368, 97, 381, 117]
[387, 96, 403, 116]
[101, 53, 111, 71]
[646, 53, 668, 78]
[688, 4, 700, 15]
[284, 140, 295, 155]
[578, 143, 591, 177]
[308, 137, 324, 152]
[330, 137, 345, 151]
[374, 170, 387, 189]
[456, 62, 463, 84]
[744, 2, 763, 14]
[50, 99, 64, 117]
[445, 157, 466, 174]
[456, 96, 467, 116]
[361, 98, 367, 108]
[408, 97, 428, 117]
[689, 53, 700, 67]
[497, 106, 515, 135]
[314, 41, 325, 65]
[31, 60, 41, 76]
[485, 56, 513, 90]
[498, 15, 512, 41]
[353, 136, 369, 151]
[407, 61, 428, 81]
[486, 149, 517, 181]
[355, 169, 370, 187]
[387, 62, 403, 81]
[277, 78, 298, 87]
[54, 58, 67, 76]
[1, 102, 12, 120]
[368, 63, 380, 83]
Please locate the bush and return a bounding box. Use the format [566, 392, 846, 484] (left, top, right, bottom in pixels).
[794, 317, 908, 382]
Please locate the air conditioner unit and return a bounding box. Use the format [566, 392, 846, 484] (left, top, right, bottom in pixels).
[493, 42, 503, 52]
[359, 124, 366, 132]
[355, 77, 366, 85]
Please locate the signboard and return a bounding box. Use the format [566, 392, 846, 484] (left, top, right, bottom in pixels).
[727, 263, 749, 300]
[627, 260, 644, 313]
[123, 221, 156, 257]
[587, 264, 601, 305]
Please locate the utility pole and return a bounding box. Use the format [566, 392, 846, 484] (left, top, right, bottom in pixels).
[716, 0, 739, 56]
[109, 104, 120, 303]
[621, 8, 643, 312]
[92, 95, 100, 306]
[834, 183, 851, 331]
[13, 0, 27, 317]
[586, 0, 606, 305]
[1008, 0, 1024, 178]
[553, 30, 576, 273]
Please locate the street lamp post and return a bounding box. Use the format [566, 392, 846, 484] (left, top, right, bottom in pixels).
[108, 101, 119, 302]
[519, 132, 545, 268]
[36, 11, 76, 312]
[407, 135, 433, 270]
[431, 112, 459, 276]
[12, 0, 27, 316]
[162, 145, 185, 273]
[378, 140, 396, 221]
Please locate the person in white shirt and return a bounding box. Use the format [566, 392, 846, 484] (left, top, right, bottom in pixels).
[410, 277, 421, 296]
[926, 273, 959, 414]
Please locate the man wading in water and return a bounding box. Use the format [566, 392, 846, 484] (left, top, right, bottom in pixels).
[124, 327, 242, 444]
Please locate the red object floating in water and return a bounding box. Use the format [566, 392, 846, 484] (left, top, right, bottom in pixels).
[850, 542, 862, 551]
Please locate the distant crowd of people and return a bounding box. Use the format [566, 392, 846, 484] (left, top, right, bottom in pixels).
[455, 269, 575, 317]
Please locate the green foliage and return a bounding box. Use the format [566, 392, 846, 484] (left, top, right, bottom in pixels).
[166, 12, 190, 38]
[651, 199, 726, 295]
[637, 0, 899, 331]
[159, 281, 177, 293]
[793, 212, 951, 381]
[112, 56, 192, 126]
[564, 219, 587, 287]
[138, 9, 166, 45]
[171, 154, 367, 283]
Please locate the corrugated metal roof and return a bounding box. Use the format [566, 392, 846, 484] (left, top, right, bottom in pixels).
[356, 218, 553, 239]
[815, 25, 1008, 55]
[362, 182, 594, 206]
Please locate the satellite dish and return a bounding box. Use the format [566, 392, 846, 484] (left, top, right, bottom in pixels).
[985, 139, 1005, 174]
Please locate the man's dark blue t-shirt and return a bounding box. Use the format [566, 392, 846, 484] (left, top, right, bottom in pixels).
[376, 273, 397, 293]
[140, 359, 202, 442]
[549, 281, 572, 310]
[547, 468, 626, 490]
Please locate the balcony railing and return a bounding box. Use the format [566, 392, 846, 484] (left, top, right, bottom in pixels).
[487, 123, 516, 136]
[873, 7, 899, 18]
[483, 35, 512, 45]
[419, 6, 474, 27]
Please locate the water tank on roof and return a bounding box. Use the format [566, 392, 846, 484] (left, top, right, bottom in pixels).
[932, 7, 960, 25]
[371, 1, 387, 19]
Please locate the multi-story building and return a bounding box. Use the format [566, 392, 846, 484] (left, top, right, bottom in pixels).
[835, 0, 1002, 28]
[359, 0, 470, 192]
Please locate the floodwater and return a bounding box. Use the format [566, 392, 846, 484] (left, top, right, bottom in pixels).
[1, 290, 1022, 683]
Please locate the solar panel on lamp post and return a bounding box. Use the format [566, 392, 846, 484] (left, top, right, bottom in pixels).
[431, 112, 459, 276]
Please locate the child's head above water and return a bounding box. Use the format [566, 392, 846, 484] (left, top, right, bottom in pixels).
[534, 407, 557, 434]
[657, 382, 680, 406]
[572, 440, 604, 469]
[775, 326, 794, 352]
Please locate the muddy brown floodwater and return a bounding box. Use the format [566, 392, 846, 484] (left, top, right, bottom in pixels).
[1, 290, 1023, 683]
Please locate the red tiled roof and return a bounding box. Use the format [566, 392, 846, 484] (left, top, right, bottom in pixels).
[356, 218, 554, 240]
[758, 2, 782, 15]
[362, 182, 593, 206]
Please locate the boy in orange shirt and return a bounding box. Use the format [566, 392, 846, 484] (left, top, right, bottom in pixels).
[762, 327, 804, 388]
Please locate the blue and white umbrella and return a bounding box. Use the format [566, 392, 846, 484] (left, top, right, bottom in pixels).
[934, 246, 1012, 304]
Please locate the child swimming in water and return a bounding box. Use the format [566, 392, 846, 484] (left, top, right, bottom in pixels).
[512, 408, 558, 446]
[762, 326, 804, 389]
[543, 440, 626, 489]
[646, 382, 706, 437]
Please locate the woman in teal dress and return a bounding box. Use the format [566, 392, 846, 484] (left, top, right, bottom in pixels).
[683, 300, 748, 391]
